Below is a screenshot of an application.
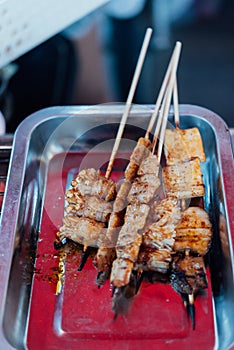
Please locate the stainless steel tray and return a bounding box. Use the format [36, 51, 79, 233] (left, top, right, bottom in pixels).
[0, 104, 233, 350]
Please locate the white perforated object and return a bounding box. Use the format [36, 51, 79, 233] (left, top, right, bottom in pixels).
[0, 0, 109, 68]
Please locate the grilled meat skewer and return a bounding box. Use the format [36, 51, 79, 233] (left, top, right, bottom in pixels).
[55, 169, 117, 255]
[94, 137, 152, 286]
[163, 122, 213, 329]
[125, 137, 152, 181]
[111, 41, 182, 314]
[110, 153, 160, 289]
[55, 28, 153, 288]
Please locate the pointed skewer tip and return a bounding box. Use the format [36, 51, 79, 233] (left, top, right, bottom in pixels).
[78, 247, 90, 271]
[187, 294, 195, 330]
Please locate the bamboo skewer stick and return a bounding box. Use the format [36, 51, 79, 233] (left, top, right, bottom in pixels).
[152, 41, 182, 156]
[187, 293, 195, 330]
[145, 41, 181, 139]
[105, 27, 153, 180]
[78, 245, 90, 271]
[184, 246, 196, 329]
[107, 40, 181, 186]
[173, 79, 180, 128]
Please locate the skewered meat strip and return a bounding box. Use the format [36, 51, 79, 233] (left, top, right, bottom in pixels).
[57, 215, 106, 248]
[163, 125, 212, 329]
[116, 204, 150, 262]
[71, 168, 116, 201]
[110, 258, 134, 289]
[93, 180, 132, 285]
[95, 138, 152, 284]
[125, 137, 151, 181]
[170, 207, 213, 329]
[65, 194, 112, 223]
[137, 198, 181, 273]
[111, 153, 161, 288]
[137, 248, 172, 274]
[108, 204, 150, 288]
[56, 168, 117, 250]
[164, 127, 206, 165]
[93, 180, 131, 286]
[127, 154, 160, 204]
[150, 197, 182, 227]
[170, 255, 208, 295]
[174, 206, 212, 256]
[162, 158, 205, 199]
[112, 180, 132, 213]
[143, 198, 181, 249]
[143, 225, 176, 250]
[93, 183, 130, 284]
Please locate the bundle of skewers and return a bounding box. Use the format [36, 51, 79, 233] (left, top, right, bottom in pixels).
[54, 28, 213, 329]
[162, 80, 213, 328]
[55, 27, 154, 292]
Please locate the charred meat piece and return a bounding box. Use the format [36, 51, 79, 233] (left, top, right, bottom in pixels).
[57, 215, 106, 248]
[120, 203, 150, 232]
[116, 204, 150, 262]
[113, 180, 132, 213]
[127, 174, 161, 204]
[94, 180, 138, 283]
[127, 154, 160, 204]
[137, 247, 172, 274]
[164, 127, 206, 165]
[142, 225, 176, 250]
[150, 197, 182, 227]
[71, 168, 116, 201]
[65, 194, 113, 223]
[174, 207, 212, 255]
[93, 246, 117, 284]
[162, 158, 205, 199]
[111, 258, 134, 288]
[95, 181, 132, 272]
[94, 210, 124, 285]
[136, 198, 181, 274]
[56, 168, 117, 252]
[125, 137, 151, 181]
[170, 255, 208, 295]
[137, 152, 159, 175]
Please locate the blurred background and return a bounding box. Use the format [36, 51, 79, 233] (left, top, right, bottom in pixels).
[0, 0, 234, 133]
